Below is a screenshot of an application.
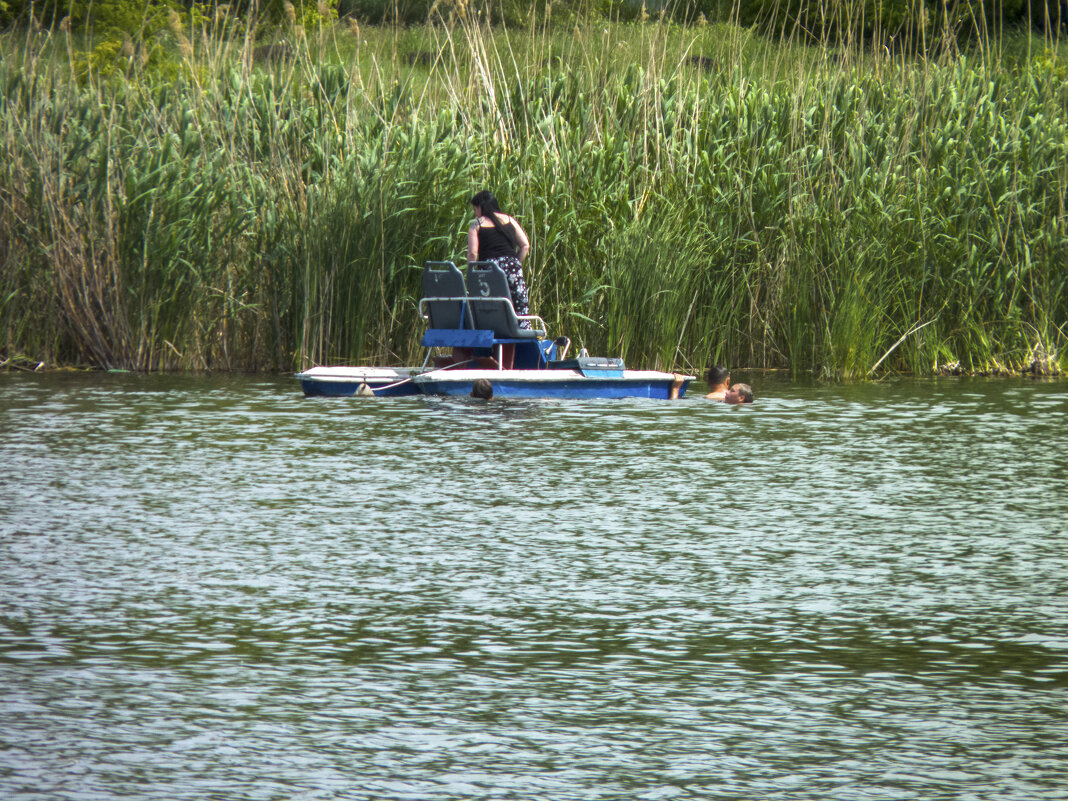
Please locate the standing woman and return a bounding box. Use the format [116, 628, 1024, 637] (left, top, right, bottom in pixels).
[467, 190, 531, 324]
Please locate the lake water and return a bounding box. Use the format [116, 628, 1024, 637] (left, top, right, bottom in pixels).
[1, 371, 1067, 801]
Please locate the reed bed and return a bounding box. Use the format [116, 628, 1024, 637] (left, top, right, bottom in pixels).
[1, 13, 1066, 376]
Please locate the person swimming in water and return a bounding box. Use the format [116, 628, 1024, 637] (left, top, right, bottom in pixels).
[723, 383, 754, 404]
[470, 378, 493, 399]
[705, 365, 730, 400]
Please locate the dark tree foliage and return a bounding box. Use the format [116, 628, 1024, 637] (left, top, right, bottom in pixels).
[0, 0, 336, 31]
[733, 0, 1066, 43]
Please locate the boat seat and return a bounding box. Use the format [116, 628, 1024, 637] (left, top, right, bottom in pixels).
[420, 261, 473, 330]
[465, 263, 546, 340]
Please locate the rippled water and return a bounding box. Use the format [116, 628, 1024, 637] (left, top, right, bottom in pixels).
[2, 372, 1067, 800]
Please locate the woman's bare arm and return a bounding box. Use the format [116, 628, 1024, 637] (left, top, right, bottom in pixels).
[467, 220, 480, 262]
[512, 217, 530, 263]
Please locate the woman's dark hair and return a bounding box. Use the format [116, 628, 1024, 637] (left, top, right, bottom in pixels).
[471, 189, 517, 252]
[471, 189, 499, 214]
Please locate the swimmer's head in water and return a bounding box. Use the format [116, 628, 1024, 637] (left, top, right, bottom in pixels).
[724, 383, 753, 404]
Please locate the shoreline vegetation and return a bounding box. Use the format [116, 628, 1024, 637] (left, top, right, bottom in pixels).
[1, 2, 1066, 378]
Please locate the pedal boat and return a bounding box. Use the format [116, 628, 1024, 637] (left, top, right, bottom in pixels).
[296, 261, 694, 400]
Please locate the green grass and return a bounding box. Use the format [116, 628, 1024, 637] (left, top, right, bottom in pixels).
[1, 13, 1066, 376]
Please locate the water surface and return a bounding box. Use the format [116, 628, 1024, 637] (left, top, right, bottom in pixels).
[2, 372, 1066, 800]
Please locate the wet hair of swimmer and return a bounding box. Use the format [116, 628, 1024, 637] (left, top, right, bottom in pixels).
[732, 383, 754, 403]
[470, 378, 493, 399]
[707, 365, 729, 385]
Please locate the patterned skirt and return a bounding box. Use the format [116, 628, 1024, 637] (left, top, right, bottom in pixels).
[487, 256, 531, 328]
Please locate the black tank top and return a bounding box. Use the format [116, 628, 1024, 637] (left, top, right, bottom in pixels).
[477, 221, 518, 259]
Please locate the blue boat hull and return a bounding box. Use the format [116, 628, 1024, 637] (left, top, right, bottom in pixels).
[413, 369, 691, 400]
[297, 366, 692, 400]
[296, 366, 421, 397]
[300, 379, 420, 397]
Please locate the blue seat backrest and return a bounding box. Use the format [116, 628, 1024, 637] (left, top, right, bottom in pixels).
[466, 262, 510, 301]
[422, 261, 470, 330]
[465, 263, 538, 340]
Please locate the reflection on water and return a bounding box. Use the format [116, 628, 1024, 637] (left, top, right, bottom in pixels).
[1, 372, 1067, 800]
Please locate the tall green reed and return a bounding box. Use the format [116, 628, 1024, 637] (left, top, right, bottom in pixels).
[1, 8, 1065, 375]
